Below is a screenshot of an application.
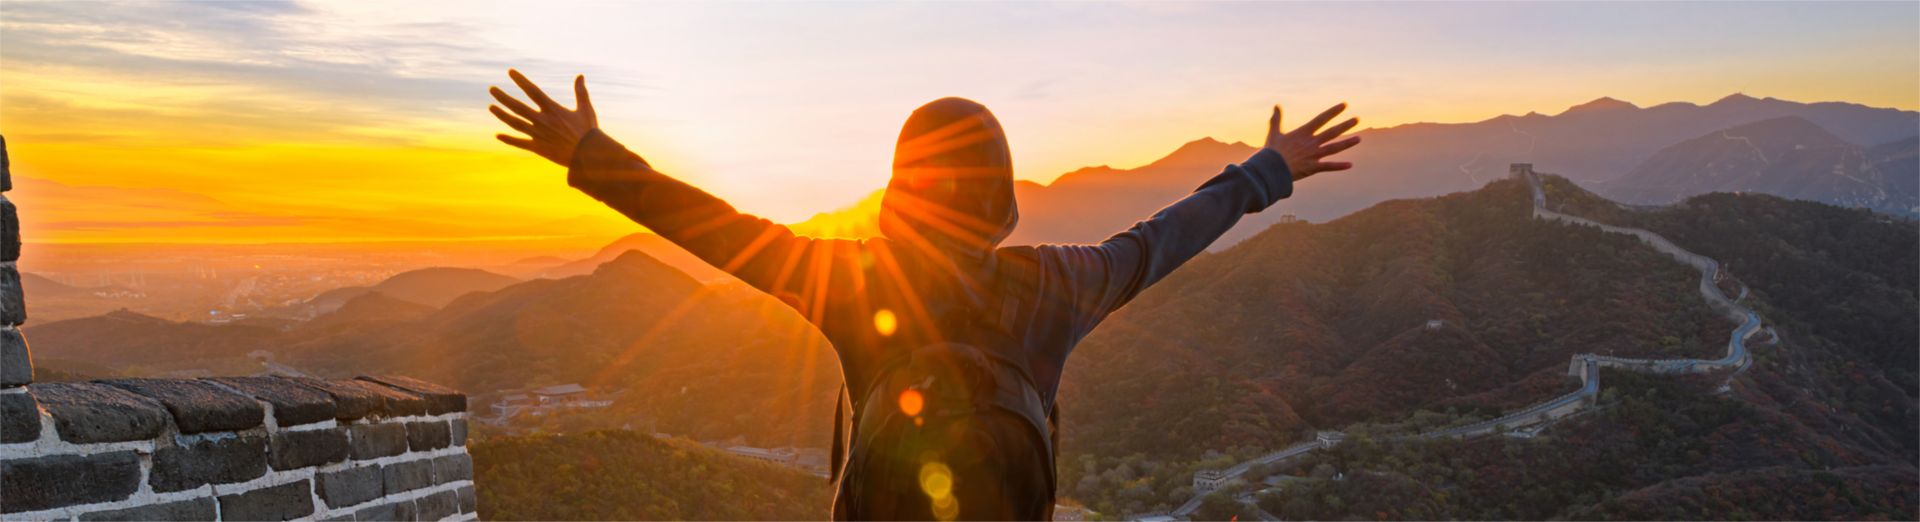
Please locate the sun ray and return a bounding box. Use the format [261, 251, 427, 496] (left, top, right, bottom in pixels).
[586, 285, 719, 389]
[718, 224, 788, 273]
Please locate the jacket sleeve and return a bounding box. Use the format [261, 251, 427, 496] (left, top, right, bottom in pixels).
[1039, 148, 1293, 338]
[567, 128, 830, 301]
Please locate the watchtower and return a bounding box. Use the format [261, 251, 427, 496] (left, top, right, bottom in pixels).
[1192, 469, 1229, 493]
[1509, 163, 1534, 181]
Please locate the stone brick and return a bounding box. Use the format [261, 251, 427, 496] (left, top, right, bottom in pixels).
[269, 427, 350, 470]
[100, 378, 263, 433]
[354, 500, 417, 522]
[217, 479, 315, 521]
[292, 377, 425, 420]
[1, 196, 18, 262]
[350, 422, 409, 459]
[0, 390, 38, 443]
[382, 458, 433, 493]
[1, 328, 28, 387]
[450, 418, 467, 446]
[79, 497, 217, 521]
[0, 451, 141, 513]
[205, 375, 337, 426]
[414, 489, 459, 521]
[407, 420, 450, 451]
[359, 375, 466, 415]
[316, 464, 384, 508]
[433, 450, 474, 483]
[432, 453, 473, 483]
[149, 433, 268, 492]
[0, 264, 22, 326]
[30, 382, 168, 443]
[456, 484, 477, 513]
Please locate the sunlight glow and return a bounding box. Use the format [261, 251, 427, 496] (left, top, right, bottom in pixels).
[873, 309, 898, 337]
[898, 388, 923, 417]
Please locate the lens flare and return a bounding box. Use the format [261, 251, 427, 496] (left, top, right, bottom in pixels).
[898, 389, 924, 417]
[873, 308, 898, 336]
[932, 494, 960, 521]
[919, 461, 958, 521]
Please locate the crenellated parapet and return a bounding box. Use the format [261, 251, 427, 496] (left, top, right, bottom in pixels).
[0, 136, 477, 521]
[1, 374, 477, 520]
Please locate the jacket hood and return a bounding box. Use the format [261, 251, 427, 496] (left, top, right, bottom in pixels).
[879, 97, 1018, 254]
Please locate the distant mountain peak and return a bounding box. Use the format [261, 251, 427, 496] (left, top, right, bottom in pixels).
[1150, 137, 1259, 167]
[1711, 93, 1762, 106]
[1562, 96, 1638, 115]
[1718, 115, 1849, 147]
[1170, 136, 1232, 154]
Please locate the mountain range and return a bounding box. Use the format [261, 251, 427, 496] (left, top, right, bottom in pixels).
[303, 267, 522, 312]
[787, 94, 1916, 251]
[1597, 116, 1918, 215]
[26, 248, 840, 447]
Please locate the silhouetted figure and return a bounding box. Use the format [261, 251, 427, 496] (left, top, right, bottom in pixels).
[490, 70, 1359, 520]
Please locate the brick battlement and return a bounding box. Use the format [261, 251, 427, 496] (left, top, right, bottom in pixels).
[1, 376, 475, 520]
[0, 136, 477, 520]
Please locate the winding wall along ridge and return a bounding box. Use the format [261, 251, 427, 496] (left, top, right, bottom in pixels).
[1163, 164, 1770, 519]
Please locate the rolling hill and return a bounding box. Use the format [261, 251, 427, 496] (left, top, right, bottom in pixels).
[472, 430, 831, 520]
[1054, 173, 1917, 517]
[304, 267, 521, 312]
[1056, 175, 1727, 465]
[522, 233, 732, 283]
[1598, 116, 1919, 215]
[27, 249, 841, 448]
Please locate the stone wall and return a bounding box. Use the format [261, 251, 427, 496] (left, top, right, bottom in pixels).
[2, 376, 476, 521]
[0, 136, 478, 521]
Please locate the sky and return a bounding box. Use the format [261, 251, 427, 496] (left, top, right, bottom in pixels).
[2, 1, 1916, 245]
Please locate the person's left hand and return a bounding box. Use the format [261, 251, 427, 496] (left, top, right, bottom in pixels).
[1264, 103, 1361, 182]
[490, 69, 597, 166]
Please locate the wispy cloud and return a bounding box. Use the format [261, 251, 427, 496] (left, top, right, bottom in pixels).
[0, 0, 573, 146]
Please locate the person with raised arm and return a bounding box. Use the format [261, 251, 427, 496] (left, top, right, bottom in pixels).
[490, 69, 1359, 521]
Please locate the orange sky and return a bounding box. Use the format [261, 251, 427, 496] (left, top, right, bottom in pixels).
[2, 1, 1915, 246]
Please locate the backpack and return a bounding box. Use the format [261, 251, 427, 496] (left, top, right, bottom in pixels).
[828, 304, 1059, 520]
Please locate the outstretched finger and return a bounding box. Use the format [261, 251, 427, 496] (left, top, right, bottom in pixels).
[496, 133, 539, 152]
[574, 75, 596, 122]
[1315, 118, 1359, 144]
[490, 86, 541, 121]
[490, 105, 537, 135]
[1290, 103, 1346, 137]
[509, 69, 561, 110]
[1269, 105, 1282, 136]
[1313, 161, 1354, 173]
[1318, 136, 1361, 157]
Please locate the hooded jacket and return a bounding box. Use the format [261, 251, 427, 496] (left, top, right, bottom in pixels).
[566, 98, 1293, 517]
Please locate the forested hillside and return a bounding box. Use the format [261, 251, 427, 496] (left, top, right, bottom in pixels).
[472, 431, 831, 520]
[1254, 372, 1917, 521]
[1055, 175, 1918, 518]
[1057, 177, 1717, 457]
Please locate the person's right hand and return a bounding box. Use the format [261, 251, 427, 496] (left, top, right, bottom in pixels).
[1264, 103, 1361, 182]
[490, 69, 598, 167]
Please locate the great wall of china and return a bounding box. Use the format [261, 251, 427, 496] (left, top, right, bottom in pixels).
[1159, 163, 1775, 520]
